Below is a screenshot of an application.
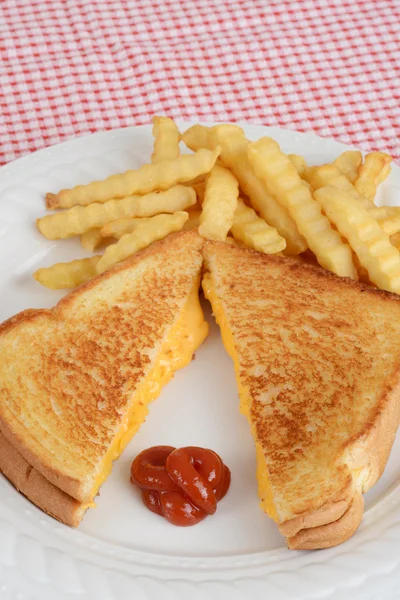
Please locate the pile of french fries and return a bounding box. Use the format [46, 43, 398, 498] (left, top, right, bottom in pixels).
[34, 117, 400, 295]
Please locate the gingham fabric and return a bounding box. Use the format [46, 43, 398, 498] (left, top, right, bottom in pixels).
[1, 0, 399, 166]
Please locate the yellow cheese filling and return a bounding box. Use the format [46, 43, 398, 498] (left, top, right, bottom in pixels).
[90, 277, 209, 501]
[202, 273, 278, 522]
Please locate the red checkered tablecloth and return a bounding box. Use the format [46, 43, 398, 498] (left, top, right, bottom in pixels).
[1, 0, 399, 166]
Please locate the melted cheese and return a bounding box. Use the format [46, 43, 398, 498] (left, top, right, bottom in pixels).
[90, 278, 209, 500]
[202, 273, 278, 522]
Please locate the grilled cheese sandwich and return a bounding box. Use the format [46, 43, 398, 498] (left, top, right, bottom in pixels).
[0, 231, 208, 526]
[203, 240, 400, 550]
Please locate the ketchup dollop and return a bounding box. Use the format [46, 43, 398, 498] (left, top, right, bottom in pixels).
[130, 446, 231, 526]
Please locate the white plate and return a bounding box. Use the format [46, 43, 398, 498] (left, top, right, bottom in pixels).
[1, 122, 400, 600]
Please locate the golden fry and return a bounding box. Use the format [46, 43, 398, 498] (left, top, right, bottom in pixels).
[198, 165, 239, 241]
[96, 212, 189, 274]
[369, 206, 400, 236]
[151, 116, 180, 163]
[379, 217, 400, 236]
[304, 164, 348, 191]
[181, 125, 211, 152]
[231, 199, 286, 254]
[81, 229, 104, 252]
[183, 124, 306, 255]
[305, 164, 359, 194]
[376, 163, 392, 186]
[304, 162, 398, 235]
[315, 186, 400, 294]
[354, 152, 392, 201]
[304, 164, 374, 210]
[33, 257, 100, 290]
[334, 151, 362, 183]
[184, 174, 206, 187]
[100, 217, 154, 239]
[37, 185, 196, 240]
[46, 147, 220, 209]
[303, 165, 400, 235]
[101, 211, 203, 240]
[288, 154, 307, 177]
[248, 137, 356, 279]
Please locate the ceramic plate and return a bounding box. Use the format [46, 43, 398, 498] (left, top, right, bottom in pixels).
[0, 122, 400, 600]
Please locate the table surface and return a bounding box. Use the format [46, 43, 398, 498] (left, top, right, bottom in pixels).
[1, 0, 399, 166]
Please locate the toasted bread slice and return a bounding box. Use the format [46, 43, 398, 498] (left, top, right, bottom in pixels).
[0, 231, 208, 526]
[202, 241, 400, 550]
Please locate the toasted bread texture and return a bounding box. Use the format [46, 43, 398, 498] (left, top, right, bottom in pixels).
[0, 231, 206, 524]
[0, 430, 86, 527]
[202, 241, 400, 550]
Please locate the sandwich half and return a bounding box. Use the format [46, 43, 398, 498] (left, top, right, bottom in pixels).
[0, 231, 208, 526]
[202, 240, 400, 550]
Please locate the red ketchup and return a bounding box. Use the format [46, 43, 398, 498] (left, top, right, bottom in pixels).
[130, 445, 231, 526]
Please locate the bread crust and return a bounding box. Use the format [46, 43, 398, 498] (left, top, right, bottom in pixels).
[278, 477, 354, 537]
[287, 492, 364, 550]
[344, 365, 400, 494]
[0, 414, 85, 501]
[0, 430, 86, 527]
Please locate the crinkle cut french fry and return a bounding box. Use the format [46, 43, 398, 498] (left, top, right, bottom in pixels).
[303, 164, 400, 233]
[354, 152, 392, 201]
[198, 165, 239, 241]
[151, 116, 180, 163]
[315, 186, 400, 294]
[334, 151, 363, 184]
[33, 257, 100, 290]
[231, 199, 286, 254]
[183, 124, 306, 255]
[376, 163, 392, 186]
[46, 147, 220, 209]
[81, 229, 104, 252]
[370, 206, 400, 236]
[100, 217, 150, 239]
[96, 212, 189, 274]
[288, 154, 307, 177]
[183, 174, 207, 188]
[181, 125, 212, 153]
[37, 185, 196, 240]
[378, 217, 400, 237]
[210, 126, 307, 255]
[100, 207, 201, 239]
[303, 163, 400, 236]
[304, 164, 373, 208]
[248, 137, 357, 279]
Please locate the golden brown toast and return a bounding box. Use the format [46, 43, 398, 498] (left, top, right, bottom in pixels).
[0, 231, 208, 526]
[202, 241, 400, 550]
